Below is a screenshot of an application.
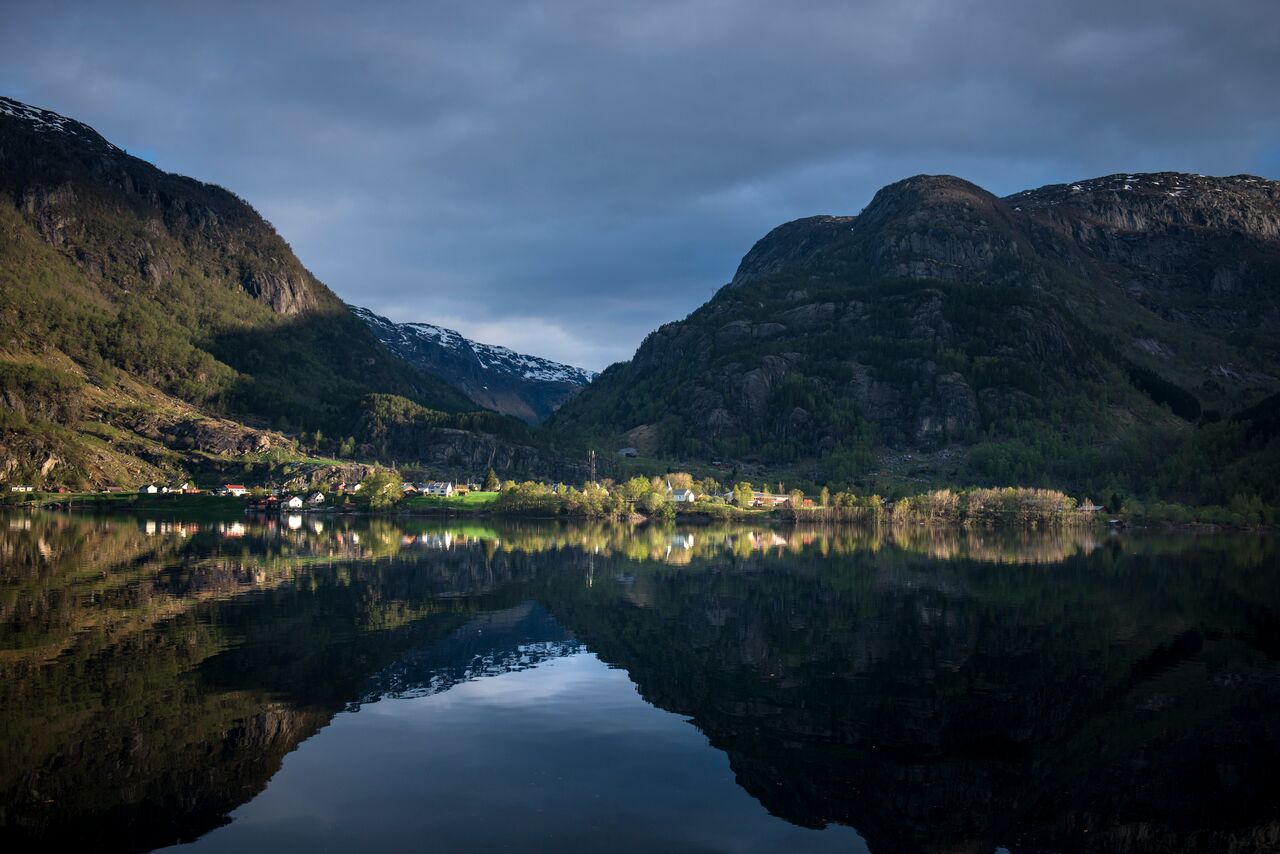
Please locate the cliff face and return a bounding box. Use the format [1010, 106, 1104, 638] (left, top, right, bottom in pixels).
[1010, 173, 1280, 334]
[552, 171, 1280, 498]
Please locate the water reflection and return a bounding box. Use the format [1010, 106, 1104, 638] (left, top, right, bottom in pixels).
[1, 510, 1278, 852]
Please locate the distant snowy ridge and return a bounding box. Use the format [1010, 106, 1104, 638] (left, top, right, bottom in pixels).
[351, 305, 596, 385]
[350, 304, 596, 423]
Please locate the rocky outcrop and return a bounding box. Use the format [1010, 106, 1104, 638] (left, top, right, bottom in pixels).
[120, 413, 284, 456]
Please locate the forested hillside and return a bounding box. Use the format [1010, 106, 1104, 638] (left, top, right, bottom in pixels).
[0, 96, 533, 487]
[552, 173, 1280, 505]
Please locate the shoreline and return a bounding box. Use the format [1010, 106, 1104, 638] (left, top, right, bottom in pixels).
[6, 489, 1277, 533]
[9, 495, 1276, 533]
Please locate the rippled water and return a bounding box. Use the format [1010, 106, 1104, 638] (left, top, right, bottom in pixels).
[1, 511, 1278, 852]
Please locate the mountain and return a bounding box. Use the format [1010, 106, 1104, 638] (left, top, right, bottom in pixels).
[551, 172, 1280, 503]
[350, 305, 595, 424]
[0, 95, 548, 488]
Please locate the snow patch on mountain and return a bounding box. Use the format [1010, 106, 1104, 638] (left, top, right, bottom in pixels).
[1004, 172, 1277, 209]
[350, 305, 596, 385]
[0, 96, 121, 152]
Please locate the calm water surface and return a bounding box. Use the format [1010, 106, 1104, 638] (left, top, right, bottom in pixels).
[1, 511, 1278, 852]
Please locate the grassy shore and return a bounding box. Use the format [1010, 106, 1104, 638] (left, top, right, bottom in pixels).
[398, 491, 500, 513]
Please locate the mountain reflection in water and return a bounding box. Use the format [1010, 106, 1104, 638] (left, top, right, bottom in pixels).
[1, 511, 1278, 853]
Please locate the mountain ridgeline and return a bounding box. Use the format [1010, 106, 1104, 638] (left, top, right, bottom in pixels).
[552, 173, 1280, 504]
[350, 305, 595, 424]
[0, 96, 571, 486]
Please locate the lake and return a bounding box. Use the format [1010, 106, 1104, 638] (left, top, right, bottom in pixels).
[1, 511, 1278, 852]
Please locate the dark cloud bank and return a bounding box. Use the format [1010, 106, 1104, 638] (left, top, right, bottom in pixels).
[2, 0, 1277, 369]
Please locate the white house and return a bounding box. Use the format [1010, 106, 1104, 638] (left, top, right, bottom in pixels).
[307, 491, 326, 505]
[423, 482, 454, 497]
[282, 495, 304, 509]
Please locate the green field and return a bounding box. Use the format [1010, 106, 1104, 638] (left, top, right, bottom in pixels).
[400, 491, 500, 512]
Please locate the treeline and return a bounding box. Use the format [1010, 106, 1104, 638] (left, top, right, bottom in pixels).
[788, 487, 1088, 527]
[887, 487, 1085, 527]
[491, 475, 724, 521]
[491, 481, 631, 519]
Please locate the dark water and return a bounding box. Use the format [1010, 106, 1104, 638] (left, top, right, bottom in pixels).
[2, 512, 1279, 853]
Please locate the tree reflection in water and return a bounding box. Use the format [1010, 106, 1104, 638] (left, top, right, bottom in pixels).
[1, 511, 1278, 852]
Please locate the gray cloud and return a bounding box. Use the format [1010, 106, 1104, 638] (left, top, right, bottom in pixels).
[3, 0, 1277, 369]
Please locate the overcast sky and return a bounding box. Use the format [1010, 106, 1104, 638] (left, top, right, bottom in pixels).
[2, 1, 1277, 370]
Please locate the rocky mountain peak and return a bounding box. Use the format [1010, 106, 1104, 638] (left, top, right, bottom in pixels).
[859, 174, 999, 220]
[730, 215, 857, 287]
[856, 174, 1019, 283]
